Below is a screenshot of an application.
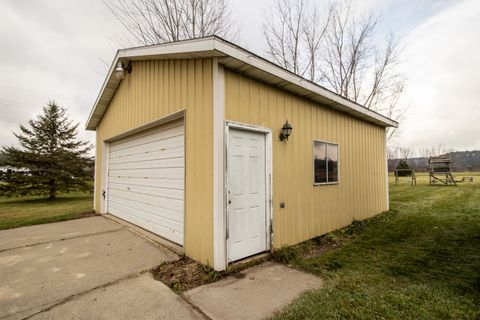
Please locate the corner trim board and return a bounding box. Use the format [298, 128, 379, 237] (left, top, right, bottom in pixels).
[385, 128, 390, 211]
[213, 58, 226, 271]
[100, 141, 109, 214]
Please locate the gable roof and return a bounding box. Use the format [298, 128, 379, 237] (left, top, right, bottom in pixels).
[86, 36, 398, 130]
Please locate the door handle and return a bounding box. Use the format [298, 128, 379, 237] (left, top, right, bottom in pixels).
[228, 200, 232, 204]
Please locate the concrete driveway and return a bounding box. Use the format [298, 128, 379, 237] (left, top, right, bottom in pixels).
[0, 216, 323, 320]
[0, 217, 202, 320]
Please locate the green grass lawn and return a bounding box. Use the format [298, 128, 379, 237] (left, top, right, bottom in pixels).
[0, 192, 94, 230]
[273, 172, 480, 320]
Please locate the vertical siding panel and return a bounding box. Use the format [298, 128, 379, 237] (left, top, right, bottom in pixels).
[283, 93, 292, 244]
[180, 60, 188, 107]
[174, 60, 181, 110]
[193, 59, 203, 261]
[239, 74, 249, 122]
[378, 129, 382, 210]
[272, 87, 284, 246]
[358, 121, 363, 219]
[353, 119, 359, 219]
[313, 103, 319, 235]
[292, 96, 300, 243]
[149, 61, 155, 120]
[250, 80, 260, 125]
[203, 59, 213, 264]
[168, 61, 174, 113]
[348, 118, 353, 220]
[374, 127, 378, 210]
[362, 122, 368, 218]
[185, 59, 196, 259]
[162, 61, 168, 115]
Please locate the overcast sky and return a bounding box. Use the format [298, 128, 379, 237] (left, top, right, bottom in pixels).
[1, 0, 479, 154]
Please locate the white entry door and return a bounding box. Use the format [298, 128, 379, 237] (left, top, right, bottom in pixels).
[107, 120, 184, 245]
[227, 128, 267, 262]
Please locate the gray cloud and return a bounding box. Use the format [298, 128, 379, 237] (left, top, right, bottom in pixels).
[0, 0, 122, 147]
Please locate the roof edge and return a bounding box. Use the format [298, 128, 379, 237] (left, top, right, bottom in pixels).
[86, 36, 398, 130]
[212, 37, 398, 128]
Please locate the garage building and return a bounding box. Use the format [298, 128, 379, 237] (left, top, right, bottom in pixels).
[86, 36, 397, 271]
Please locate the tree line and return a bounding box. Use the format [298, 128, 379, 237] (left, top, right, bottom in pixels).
[388, 150, 480, 172]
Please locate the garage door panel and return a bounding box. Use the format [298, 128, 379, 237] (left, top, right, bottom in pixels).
[108, 202, 183, 245]
[108, 198, 183, 227]
[109, 123, 184, 151]
[109, 167, 183, 179]
[108, 196, 183, 224]
[107, 120, 184, 246]
[108, 157, 183, 171]
[109, 188, 184, 210]
[108, 182, 183, 200]
[109, 135, 184, 157]
[108, 147, 184, 164]
[109, 121, 183, 146]
[108, 177, 183, 189]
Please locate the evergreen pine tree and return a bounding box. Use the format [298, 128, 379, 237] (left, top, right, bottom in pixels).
[0, 101, 93, 199]
[396, 159, 411, 177]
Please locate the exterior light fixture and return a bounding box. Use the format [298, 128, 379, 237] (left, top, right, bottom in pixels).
[115, 61, 132, 80]
[279, 120, 293, 141]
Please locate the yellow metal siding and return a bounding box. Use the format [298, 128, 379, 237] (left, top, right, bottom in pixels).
[224, 70, 388, 248]
[95, 59, 214, 265]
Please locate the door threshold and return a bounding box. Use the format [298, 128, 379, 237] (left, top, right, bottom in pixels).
[228, 252, 271, 272]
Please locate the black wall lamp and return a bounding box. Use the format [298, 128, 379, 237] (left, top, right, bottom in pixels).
[115, 61, 132, 80]
[279, 120, 293, 141]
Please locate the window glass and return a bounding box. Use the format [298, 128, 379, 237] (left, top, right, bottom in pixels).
[314, 141, 338, 184]
[314, 141, 327, 183]
[327, 143, 338, 182]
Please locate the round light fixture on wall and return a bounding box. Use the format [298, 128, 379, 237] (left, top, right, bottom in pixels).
[115, 61, 132, 80]
[279, 120, 293, 141]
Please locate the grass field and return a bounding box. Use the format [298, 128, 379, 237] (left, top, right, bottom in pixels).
[273, 172, 480, 319]
[0, 192, 94, 230]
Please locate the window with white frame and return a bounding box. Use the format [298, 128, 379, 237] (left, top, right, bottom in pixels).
[313, 141, 338, 184]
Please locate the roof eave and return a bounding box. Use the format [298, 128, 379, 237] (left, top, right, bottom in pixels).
[212, 37, 398, 128]
[85, 36, 398, 131]
[85, 37, 218, 131]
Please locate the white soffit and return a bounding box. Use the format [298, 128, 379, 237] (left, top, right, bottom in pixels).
[86, 36, 398, 130]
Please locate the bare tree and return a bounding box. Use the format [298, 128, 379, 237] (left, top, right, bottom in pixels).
[399, 147, 412, 160]
[263, 0, 332, 81]
[105, 0, 238, 45]
[387, 146, 399, 160]
[262, 0, 405, 136]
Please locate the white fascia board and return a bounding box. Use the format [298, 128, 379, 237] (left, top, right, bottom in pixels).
[85, 51, 120, 131]
[213, 39, 398, 128]
[118, 37, 216, 59]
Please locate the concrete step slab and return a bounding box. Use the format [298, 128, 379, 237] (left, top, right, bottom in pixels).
[29, 273, 203, 320]
[184, 261, 322, 320]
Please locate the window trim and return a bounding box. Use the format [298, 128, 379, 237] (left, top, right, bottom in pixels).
[313, 139, 340, 186]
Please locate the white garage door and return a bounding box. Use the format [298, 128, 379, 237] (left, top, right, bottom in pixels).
[107, 120, 184, 245]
